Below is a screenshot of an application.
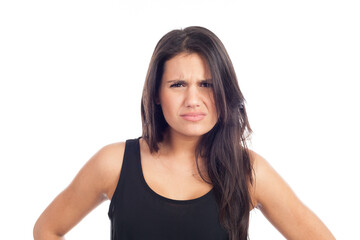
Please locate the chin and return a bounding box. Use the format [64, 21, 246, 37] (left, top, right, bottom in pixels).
[174, 127, 214, 138]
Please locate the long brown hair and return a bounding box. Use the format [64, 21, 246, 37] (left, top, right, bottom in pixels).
[141, 26, 253, 240]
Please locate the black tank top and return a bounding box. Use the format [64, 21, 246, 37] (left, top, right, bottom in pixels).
[108, 138, 229, 240]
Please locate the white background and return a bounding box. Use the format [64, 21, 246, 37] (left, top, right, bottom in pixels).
[1, 0, 359, 239]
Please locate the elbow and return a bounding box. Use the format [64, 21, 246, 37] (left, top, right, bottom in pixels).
[33, 218, 64, 240]
[33, 218, 47, 240]
[33, 219, 41, 240]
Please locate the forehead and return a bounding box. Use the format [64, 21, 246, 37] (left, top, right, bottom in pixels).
[162, 53, 211, 80]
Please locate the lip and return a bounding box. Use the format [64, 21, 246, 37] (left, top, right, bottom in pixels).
[180, 112, 206, 122]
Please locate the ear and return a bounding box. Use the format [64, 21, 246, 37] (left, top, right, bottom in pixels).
[155, 97, 160, 105]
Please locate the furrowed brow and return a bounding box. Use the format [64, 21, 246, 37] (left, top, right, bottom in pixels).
[166, 80, 186, 83]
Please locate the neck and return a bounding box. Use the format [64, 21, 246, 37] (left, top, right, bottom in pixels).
[158, 129, 201, 165]
[154, 129, 210, 182]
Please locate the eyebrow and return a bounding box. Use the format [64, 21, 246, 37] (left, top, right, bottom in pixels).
[165, 79, 212, 83]
[166, 80, 185, 83]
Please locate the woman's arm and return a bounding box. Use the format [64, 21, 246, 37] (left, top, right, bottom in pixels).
[249, 150, 335, 240]
[33, 142, 125, 240]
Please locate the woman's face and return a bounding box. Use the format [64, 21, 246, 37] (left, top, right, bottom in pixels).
[158, 52, 218, 139]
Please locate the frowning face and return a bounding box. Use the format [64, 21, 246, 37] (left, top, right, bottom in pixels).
[158, 52, 218, 139]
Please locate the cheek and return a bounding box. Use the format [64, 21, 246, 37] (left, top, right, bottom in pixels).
[160, 94, 180, 117]
[208, 93, 218, 117]
[211, 104, 218, 120]
[161, 102, 172, 118]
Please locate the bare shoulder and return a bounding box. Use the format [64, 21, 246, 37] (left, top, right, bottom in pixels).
[94, 142, 126, 168]
[246, 149, 335, 239]
[246, 149, 276, 208]
[33, 142, 126, 238]
[247, 149, 275, 183]
[86, 141, 126, 200]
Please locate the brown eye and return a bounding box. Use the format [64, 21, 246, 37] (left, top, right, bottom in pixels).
[170, 82, 185, 88]
[200, 82, 213, 88]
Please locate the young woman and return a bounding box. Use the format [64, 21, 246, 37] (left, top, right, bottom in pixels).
[33, 26, 335, 240]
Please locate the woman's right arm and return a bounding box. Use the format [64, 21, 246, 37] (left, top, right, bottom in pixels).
[33, 142, 125, 240]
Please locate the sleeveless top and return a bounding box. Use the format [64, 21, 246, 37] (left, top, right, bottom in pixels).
[108, 138, 229, 240]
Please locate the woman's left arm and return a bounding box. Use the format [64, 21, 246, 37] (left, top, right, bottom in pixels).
[249, 150, 335, 240]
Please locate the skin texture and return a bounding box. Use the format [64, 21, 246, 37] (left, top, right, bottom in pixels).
[249, 150, 335, 239]
[33, 142, 125, 240]
[33, 53, 335, 240]
[159, 52, 218, 140]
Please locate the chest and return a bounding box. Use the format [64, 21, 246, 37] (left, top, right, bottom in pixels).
[110, 189, 228, 240]
[140, 150, 213, 201]
[108, 138, 229, 240]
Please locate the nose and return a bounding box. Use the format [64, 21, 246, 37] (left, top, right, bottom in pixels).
[184, 85, 201, 108]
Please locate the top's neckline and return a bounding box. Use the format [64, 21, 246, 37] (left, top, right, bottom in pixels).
[135, 137, 214, 205]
